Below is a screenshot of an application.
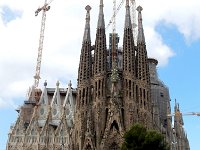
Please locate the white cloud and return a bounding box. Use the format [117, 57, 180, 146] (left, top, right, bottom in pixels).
[144, 27, 175, 66]
[0, 0, 200, 108]
[138, 0, 200, 42]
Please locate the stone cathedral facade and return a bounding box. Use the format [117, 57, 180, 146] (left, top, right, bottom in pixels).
[7, 0, 190, 150]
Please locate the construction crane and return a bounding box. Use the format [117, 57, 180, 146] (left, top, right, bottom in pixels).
[33, 0, 54, 88]
[111, 0, 117, 82]
[167, 112, 200, 117]
[110, 0, 121, 99]
[26, 0, 54, 103]
[106, 0, 125, 30]
[106, 0, 138, 42]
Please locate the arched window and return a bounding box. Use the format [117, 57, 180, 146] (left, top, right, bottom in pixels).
[110, 120, 119, 131]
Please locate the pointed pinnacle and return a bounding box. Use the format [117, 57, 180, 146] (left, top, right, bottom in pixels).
[97, 0, 105, 28]
[83, 5, 91, 42]
[124, 0, 132, 28]
[137, 6, 145, 43]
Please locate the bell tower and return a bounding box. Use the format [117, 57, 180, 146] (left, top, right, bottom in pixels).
[74, 5, 93, 149]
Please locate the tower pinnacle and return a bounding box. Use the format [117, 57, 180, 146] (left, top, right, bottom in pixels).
[97, 0, 105, 28]
[137, 6, 145, 43]
[83, 5, 91, 42]
[125, 0, 132, 28]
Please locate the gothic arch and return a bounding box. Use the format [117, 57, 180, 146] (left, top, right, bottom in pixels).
[110, 120, 119, 131]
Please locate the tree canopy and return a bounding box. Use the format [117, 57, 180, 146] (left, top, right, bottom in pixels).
[121, 124, 169, 150]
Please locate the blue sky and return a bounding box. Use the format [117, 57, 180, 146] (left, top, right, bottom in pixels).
[157, 23, 200, 149]
[1, 6, 22, 24]
[0, 0, 200, 149]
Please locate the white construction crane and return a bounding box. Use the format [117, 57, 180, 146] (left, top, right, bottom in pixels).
[26, 0, 54, 102]
[110, 0, 118, 94]
[167, 112, 200, 117]
[106, 0, 138, 41]
[106, 0, 125, 30]
[33, 0, 54, 88]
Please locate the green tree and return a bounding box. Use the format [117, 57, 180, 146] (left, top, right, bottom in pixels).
[121, 124, 169, 150]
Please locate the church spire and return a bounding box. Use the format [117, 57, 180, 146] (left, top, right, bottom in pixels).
[97, 0, 105, 28]
[122, 0, 135, 74]
[125, 0, 132, 28]
[83, 5, 91, 42]
[78, 5, 92, 85]
[137, 6, 145, 44]
[93, 0, 107, 75]
[135, 6, 149, 81]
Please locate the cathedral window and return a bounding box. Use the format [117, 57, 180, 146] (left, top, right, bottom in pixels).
[16, 128, 19, 135]
[129, 80, 131, 90]
[98, 80, 101, 89]
[31, 129, 34, 135]
[160, 92, 164, 97]
[54, 96, 58, 104]
[86, 87, 88, 104]
[140, 88, 142, 99]
[136, 85, 139, 103]
[110, 120, 119, 131]
[42, 98, 45, 104]
[83, 88, 85, 98]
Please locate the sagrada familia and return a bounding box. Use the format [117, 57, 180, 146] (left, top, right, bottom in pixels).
[6, 0, 190, 149]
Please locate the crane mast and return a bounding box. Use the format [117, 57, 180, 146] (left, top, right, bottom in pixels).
[112, 0, 117, 69]
[106, 0, 125, 30]
[112, 0, 116, 35]
[34, 0, 51, 88]
[110, 0, 119, 98]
